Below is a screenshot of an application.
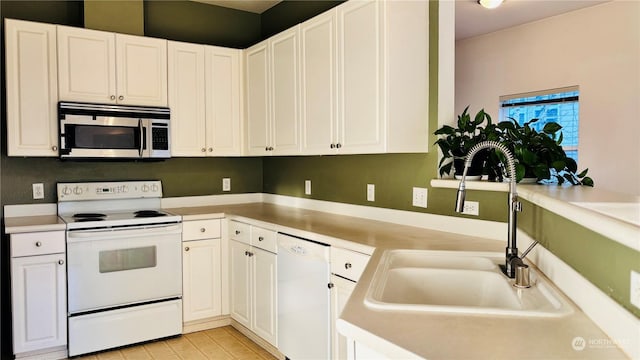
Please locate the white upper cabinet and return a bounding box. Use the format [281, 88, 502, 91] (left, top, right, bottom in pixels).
[57, 26, 167, 106]
[245, 26, 301, 156]
[300, 10, 338, 155]
[168, 41, 207, 156]
[205, 46, 243, 156]
[300, 0, 430, 155]
[5, 19, 59, 157]
[169, 41, 243, 157]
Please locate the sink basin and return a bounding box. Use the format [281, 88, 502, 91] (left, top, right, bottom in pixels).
[364, 250, 573, 317]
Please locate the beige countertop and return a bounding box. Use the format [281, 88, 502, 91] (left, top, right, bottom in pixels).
[4, 215, 66, 234]
[168, 202, 629, 359]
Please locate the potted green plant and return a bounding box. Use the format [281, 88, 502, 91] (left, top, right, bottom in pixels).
[434, 106, 500, 178]
[497, 118, 593, 185]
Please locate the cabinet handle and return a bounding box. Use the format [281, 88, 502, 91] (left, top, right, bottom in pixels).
[258, 236, 264, 241]
[35, 241, 42, 247]
[235, 230, 241, 235]
[336, 143, 342, 149]
[200, 228, 206, 233]
[201, 148, 206, 152]
[208, 148, 213, 152]
[110, 95, 116, 100]
[52, 145, 58, 151]
[345, 262, 352, 269]
[118, 95, 124, 100]
[330, 144, 336, 149]
[185, 247, 190, 251]
[58, 260, 65, 265]
[328, 283, 334, 289]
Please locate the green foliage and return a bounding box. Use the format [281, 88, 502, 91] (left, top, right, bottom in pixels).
[497, 118, 593, 186]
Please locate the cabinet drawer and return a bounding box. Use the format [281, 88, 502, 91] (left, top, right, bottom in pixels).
[183, 219, 221, 241]
[229, 221, 250, 245]
[331, 247, 370, 282]
[251, 226, 277, 253]
[11, 231, 65, 257]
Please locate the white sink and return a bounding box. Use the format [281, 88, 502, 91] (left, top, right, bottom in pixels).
[570, 201, 640, 226]
[364, 250, 573, 317]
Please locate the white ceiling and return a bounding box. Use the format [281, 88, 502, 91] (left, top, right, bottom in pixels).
[188, 0, 609, 38]
[190, 0, 282, 14]
[455, 0, 610, 40]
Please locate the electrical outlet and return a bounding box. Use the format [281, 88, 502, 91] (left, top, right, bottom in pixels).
[32, 183, 44, 200]
[222, 178, 231, 192]
[305, 180, 312, 195]
[367, 184, 375, 202]
[462, 201, 479, 216]
[412, 187, 428, 208]
[631, 270, 640, 309]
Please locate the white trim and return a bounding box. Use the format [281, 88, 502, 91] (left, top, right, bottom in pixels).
[518, 232, 640, 359]
[4, 204, 57, 217]
[262, 194, 506, 242]
[160, 193, 264, 208]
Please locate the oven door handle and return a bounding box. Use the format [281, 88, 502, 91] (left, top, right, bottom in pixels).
[67, 223, 182, 242]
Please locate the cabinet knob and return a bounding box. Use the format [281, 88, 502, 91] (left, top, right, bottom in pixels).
[336, 143, 342, 149]
[258, 236, 264, 242]
[345, 262, 352, 269]
[200, 228, 206, 233]
[244, 251, 249, 256]
[248, 252, 254, 257]
[52, 145, 58, 151]
[118, 95, 124, 100]
[185, 246, 190, 251]
[328, 283, 334, 289]
[110, 95, 116, 100]
[269, 147, 274, 151]
[235, 230, 241, 235]
[265, 147, 269, 151]
[58, 259, 64, 265]
[201, 148, 206, 152]
[35, 241, 42, 247]
[330, 144, 336, 149]
[208, 148, 213, 152]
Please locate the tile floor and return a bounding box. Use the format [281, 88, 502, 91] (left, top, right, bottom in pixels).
[74, 326, 277, 360]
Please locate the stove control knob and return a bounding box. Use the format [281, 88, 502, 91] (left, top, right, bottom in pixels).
[151, 184, 159, 192]
[142, 184, 150, 192]
[73, 186, 83, 195]
[62, 186, 72, 196]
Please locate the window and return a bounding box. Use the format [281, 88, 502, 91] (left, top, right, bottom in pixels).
[500, 87, 579, 161]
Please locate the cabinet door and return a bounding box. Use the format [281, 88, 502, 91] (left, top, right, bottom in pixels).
[230, 240, 252, 328]
[205, 46, 243, 156]
[252, 248, 277, 347]
[11, 253, 67, 354]
[245, 41, 271, 156]
[57, 25, 116, 104]
[270, 27, 301, 155]
[115, 34, 168, 106]
[331, 275, 356, 360]
[5, 19, 59, 157]
[337, 0, 384, 154]
[182, 239, 222, 322]
[168, 41, 206, 156]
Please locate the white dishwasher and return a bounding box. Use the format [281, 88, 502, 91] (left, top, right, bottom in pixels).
[277, 233, 331, 360]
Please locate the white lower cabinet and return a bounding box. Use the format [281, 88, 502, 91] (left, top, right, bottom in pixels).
[229, 221, 278, 347]
[10, 231, 67, 357]
[330, 247, 371, 360]
[182, 219, 225, 324]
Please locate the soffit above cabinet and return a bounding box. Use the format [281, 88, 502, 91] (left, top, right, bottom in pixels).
[189, 0, 282, 14]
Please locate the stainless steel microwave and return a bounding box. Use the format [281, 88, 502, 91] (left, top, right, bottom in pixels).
[59, 102, 171, 159]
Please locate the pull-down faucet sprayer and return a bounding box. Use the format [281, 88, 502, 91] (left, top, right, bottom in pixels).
[454, 141, 535, 278]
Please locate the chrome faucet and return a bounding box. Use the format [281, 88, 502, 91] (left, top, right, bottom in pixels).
[454, 140, 536, 278]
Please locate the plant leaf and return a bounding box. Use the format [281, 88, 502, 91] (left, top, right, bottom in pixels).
[543, 122, 562, 134]
[582, 177, 594, 187]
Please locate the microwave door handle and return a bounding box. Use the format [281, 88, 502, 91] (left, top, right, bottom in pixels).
[138, 119, 144, 157]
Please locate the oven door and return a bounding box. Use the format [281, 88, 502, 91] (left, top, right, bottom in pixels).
[67, 223, 182, 314]
[60, 115, 145, 159]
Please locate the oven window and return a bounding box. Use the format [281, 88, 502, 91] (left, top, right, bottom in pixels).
[99, 246, 156, 273]
[72, 125, 140, 149]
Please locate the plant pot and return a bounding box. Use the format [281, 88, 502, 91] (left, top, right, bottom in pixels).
[453, 149, 488, 180]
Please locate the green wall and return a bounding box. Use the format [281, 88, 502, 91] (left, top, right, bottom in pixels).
[85, 0, 144, 35]
[261, 1, 345, 38]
